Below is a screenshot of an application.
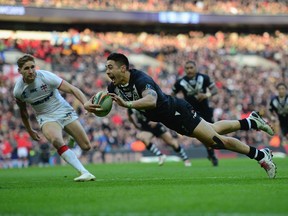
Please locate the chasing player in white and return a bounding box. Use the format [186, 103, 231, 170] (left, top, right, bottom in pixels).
[13, 54, 98, 182]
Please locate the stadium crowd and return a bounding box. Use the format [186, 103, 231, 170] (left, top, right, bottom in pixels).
[0, 28, 287, 168]
[3, 0, 288, 15]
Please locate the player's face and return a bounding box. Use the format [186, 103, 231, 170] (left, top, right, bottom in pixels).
[105, 60, 125, 86]
[185, 62, 196, 78]
[18, 61, 36, 84]
[277, 85, 287, 97]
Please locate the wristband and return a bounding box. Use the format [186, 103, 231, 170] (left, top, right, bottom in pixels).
[206, 92, 212, 98]
[127, 101, 133, 108]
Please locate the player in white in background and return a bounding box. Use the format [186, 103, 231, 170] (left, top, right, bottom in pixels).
[13, 54, 97, 182]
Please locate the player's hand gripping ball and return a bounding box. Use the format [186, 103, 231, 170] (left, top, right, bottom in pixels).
[92, 91, 113, 117]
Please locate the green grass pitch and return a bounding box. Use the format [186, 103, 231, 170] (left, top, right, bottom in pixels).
[0, 157, 287, 216]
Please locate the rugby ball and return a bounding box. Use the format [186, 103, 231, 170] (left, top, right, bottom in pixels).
[92, 91, 113, 117]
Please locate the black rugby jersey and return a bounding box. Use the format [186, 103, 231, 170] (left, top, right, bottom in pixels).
[107, 69, 175, 122]
[269, 95, 288, 126]
[172, 73, 213, 111]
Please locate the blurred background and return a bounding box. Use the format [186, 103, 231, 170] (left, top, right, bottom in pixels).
[0, 0, 287, 168]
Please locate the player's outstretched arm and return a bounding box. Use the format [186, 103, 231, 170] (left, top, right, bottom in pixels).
[58, 80, 88, 105]
[109, 89, 157, 110]
[83, 95, 103, 113]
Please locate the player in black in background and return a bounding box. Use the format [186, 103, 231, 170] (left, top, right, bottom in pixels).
[172, 61, 218, 166]
[84, 53, 276, 179]
[269, 83, 288, 147]
[128, 108, 191, 166]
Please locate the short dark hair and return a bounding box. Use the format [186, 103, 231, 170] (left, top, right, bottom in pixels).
[185, 60, 196, 67]
[17, 54, 35, 69]
[107, 53, 129, 69]
[276, 82, 287, 89]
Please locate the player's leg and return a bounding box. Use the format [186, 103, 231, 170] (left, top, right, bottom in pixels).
[160, 131, 191, 167]
[210, 120, 241, 135]
[193, 121, 249, 152]
[136, 131, 166, 165]
[64, 120, 91, 151]
[191, 119, 276, 178]
[206, 147, 218, 167]
[199, 112, 219, 166]
[170, 98, 275, 177]
[211, 111, 274, 136]
[42, 122, 95, 181]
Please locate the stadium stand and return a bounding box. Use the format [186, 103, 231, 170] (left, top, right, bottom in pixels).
[0, 0, 287, 167]
[2, 0, 288, 15]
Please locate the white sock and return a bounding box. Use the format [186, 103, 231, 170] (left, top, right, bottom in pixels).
[60, 149, 88, 175]
[246, 119, 252, 129]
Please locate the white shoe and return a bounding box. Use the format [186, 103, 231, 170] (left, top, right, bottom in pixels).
[258, 148, 277, 179]
[158, 154, 166, 166]
[248, 111, 275, 136]
[74, 172, 96, 182]
[184, 160, 191, 167]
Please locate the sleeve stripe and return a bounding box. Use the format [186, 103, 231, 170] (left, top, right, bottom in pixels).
[57, 80, 64, 89]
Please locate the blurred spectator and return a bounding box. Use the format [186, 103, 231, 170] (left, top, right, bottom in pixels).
[95, 128, 112, 163]
[38, 139, 51, 167]
[14, 130, 32, 168]
[0, 133, 13, 169]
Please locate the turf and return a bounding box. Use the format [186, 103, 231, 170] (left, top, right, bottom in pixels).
[0, 157, 287, 216]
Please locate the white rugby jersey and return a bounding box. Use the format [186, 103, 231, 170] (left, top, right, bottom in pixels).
[13, 70, 73, 115]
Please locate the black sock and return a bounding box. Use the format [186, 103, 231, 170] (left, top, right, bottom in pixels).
[239, 119, 250, 130]
[207, 148, 215, 158]
[173, 145, 188, 161]
[146, 143, 162, 156]
[146, 143, 152, 150]
[246, 146, 265, 161]
[173, 146, 181, 152]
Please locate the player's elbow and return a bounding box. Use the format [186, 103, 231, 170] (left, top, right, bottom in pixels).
[142, 101, 156, 110]
[20, 110, 29, 119]
[148, 103, 157, 109]
[143, 94, 157, 109]
[148, 97, 157, 109]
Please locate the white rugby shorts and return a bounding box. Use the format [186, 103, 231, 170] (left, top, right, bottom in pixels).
[37, 107, 78, 129]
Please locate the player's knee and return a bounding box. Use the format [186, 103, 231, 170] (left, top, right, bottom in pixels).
[168, 140, 178, 148]
[136, 133, 142, 140]
[50, 137, 64, 149]
[211, 136, 226, 149]
[82, 145, 91, 151]
[81, 141, 91, 151]
[141, 138, 150, 145]
[136, 133, 149, 144]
